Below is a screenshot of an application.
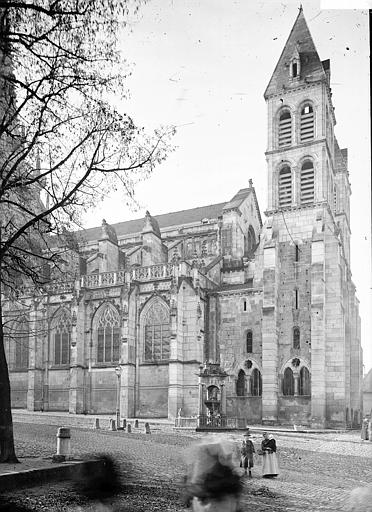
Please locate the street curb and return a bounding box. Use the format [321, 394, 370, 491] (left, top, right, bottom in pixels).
[0, 458, 103, 492]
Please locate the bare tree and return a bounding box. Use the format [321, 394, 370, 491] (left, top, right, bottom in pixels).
[0, 0, 175, 462]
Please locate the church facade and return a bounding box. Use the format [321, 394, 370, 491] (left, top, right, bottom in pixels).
[5, 10, 363, 428]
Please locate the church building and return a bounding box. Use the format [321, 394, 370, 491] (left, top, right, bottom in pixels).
[6, 9, 363, 428]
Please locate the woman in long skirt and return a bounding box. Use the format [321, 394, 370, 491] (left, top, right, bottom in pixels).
[261, 432, 279, 478]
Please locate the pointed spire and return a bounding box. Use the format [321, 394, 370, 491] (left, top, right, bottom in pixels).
[264, 9, 327, 98]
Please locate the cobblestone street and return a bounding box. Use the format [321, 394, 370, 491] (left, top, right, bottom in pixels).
[1, 422, 372, 511]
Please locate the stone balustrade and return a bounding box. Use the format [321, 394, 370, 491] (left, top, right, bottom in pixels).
[81, 264, 175, 289]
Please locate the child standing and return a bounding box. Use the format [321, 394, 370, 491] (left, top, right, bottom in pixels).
[240, 429, 255, 477]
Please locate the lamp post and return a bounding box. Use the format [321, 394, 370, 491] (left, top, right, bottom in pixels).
[115, 366, 122, 428]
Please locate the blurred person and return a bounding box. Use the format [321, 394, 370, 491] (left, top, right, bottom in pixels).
[261, 432, 279, 478]
[240, 429, 255, 477]
[347, 485, 372, 511]
[183, 438, 243, 511]
[361, 417, 369, 440]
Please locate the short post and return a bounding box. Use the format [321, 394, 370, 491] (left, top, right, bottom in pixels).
[127, 423, 132, 433]
[122, 418, 127, 429]
[115, 366, 122, 430]
[54, 427, 70, 461]
[368, 420, 372, 441]
[110, 418, 117, 431]
[144, 422, 151, 434]
[93, 418, 100, 430]
[135, 419, 139, 428]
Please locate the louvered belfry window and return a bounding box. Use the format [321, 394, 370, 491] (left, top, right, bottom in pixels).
[301, 161, 315, 204]
[300, 104, 314, 142]
[278, 166, 292, 207]
[278, 110, 292, 147]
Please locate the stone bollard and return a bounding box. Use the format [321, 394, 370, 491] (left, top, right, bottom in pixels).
[53, 427, 70, 462]
[93, 418, 100, 430]
[122, 419, 127, 429]
[127, 423, 132, 433]
[135, 419, 139, 428]
[144, 422, 151, 434]
[110, 419, 117, 431]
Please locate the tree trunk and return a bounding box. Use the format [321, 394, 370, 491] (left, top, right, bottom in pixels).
[0, 299, 19, 463]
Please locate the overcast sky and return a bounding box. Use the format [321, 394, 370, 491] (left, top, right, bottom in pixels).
[83, 1, 371, 371]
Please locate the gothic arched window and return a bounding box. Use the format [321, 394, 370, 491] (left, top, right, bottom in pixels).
[144, 301, 170, 361]
[236, 369, 246, 396]
[96, 305, 120, 363]
[278, 166, 292, 207]
[246, 330, 253, 353]
[278, 110, 292, 147]
[301, 161, 314, 204]
[300, 104, 314, 142]
[52, 309, 71, 365]
[14, 317, 29, 370]
[299, 366, 311, 396]
[293, 327, 300, 349]
[283, 367, 294, 396]
[251, 368, 262, 396]
[245, 226, 256, 256]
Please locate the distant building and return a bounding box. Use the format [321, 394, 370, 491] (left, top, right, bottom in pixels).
[5, 9, 362, 427]
[363, 369, 372, 417]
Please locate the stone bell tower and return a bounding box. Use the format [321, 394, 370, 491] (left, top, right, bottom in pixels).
[261, 7, 361, 427]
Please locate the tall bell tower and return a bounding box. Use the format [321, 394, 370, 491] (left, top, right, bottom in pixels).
[261, 8, 361, 428]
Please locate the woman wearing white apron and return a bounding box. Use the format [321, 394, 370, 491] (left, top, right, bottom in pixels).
[261, 432, 279, 478]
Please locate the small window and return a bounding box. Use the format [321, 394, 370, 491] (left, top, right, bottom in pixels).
[299, 367, 311, 395]
[293, 327, 300, 349]
[295, 244, 300, 262]
[236, 370, 246, 396]
[278, 166, 292, 207]
[292, 62, 298, 77]
[243, 300, 247, 312]
[300, 104, 314, 142]
[251, 369, 262, 396]
[278, 111, 292, 147]
[246, 330, 253, 353]
[295, 289, 299, 310]
[283, 367, 294, 396]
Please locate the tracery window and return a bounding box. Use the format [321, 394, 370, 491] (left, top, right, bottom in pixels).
[300, 104, 314, 142]
[301, 161, 314, 204]
[53, 309, 71, 365]
[278, 166, 292, 207]
[144, 301, 170, 361]
[14, 317, 29, 370]
[278, 110, 292, 147]
[299, 367, 311, 395]
[246, 330, 253, 353]
[283, 367, 294, 396]
[293, 327, 300, 350]
[251, 368, 262, 396]
[245, 226, 256, 256]
[96, 305, 120, 363]
[236, 369, 246, 396]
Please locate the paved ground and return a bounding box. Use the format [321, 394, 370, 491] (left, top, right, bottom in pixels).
[0, 421, 371, 511]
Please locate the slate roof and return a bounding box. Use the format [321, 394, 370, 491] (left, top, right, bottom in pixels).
[265, 8, 327, 98]
[77, 202, 226, 243]
[223, 188, 251, 211]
